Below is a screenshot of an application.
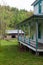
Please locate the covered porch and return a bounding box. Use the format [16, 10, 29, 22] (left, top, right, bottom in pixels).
[16, 15, 43, 55]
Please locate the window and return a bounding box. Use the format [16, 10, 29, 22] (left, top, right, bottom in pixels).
[39, 2, 41, 13]
[38, 24, 41, 39]
[41, 1, 43, 13]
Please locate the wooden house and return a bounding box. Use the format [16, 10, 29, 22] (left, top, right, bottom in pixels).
[16, 0, 43, 55]
[32, 0, 43, 15]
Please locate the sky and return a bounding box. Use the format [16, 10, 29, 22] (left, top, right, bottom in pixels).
[0, 0, 35, 11]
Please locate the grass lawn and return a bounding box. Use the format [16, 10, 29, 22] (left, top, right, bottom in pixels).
[0, 39, 43, 65]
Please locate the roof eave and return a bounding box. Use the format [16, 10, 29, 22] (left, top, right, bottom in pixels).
[31, 0, 39, 6]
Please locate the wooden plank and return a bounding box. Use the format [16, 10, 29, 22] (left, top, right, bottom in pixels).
[19, 41, 36, 51]
[19, 41, 43, 52]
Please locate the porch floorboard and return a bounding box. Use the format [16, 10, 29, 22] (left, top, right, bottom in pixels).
[19, 41, 43, 52]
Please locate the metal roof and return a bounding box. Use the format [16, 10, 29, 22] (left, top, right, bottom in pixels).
[6, 30, 24, 34]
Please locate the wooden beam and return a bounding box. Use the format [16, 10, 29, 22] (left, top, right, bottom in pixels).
[28, 23, 31, 45]
[36, 21, 39, 55]
[18, 28, 19, 41]
[23, 26, 26, 42]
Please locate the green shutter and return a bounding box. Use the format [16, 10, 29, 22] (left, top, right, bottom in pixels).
[39, 1, 41, 13]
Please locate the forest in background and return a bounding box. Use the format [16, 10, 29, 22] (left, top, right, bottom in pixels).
[0, 5, 33, 29]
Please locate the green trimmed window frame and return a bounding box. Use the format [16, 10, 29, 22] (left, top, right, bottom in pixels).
[39, 1, 41, 14]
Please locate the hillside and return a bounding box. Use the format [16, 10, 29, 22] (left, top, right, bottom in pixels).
[0, 5, 33, 29]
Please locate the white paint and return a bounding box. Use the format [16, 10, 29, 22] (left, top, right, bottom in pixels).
[41, 1, 43, 13]
[33, 32, 36, 41]
[19, 41, 36, 51]
[33, 23, 43, 44]
[34, 4, 39, 15]
[34, 0, 43, 15]
[19, 41, 43, 52]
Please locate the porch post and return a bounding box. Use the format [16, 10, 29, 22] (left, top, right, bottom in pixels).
[28, 23, 31, 45]
[20, 26, 22, 41]
[18, 26, 19, 41]
[23, 25, 25, 42]
[36, 21, 38, 55]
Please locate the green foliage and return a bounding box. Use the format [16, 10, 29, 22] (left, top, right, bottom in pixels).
[0, 5, 33, 29]
[0, 21, 7, 39]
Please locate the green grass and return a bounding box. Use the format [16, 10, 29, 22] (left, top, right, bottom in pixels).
[0, 39, 43, 65]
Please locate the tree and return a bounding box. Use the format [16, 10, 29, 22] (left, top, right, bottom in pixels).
[0, 5, 33, 29]
[0, 20, 7, 39]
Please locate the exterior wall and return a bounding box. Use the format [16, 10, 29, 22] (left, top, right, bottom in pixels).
[32, 23, 43, 44]
[34, 4, 39, 15]
[41, 29, 43, 40]
[34, 0, 43, 15]
[39, 23, 43, 43]
[6, 35, 11, 39]
[33, 33, 36, 41]
[41, 1, 43, 13]
[6, 34, 24, 39]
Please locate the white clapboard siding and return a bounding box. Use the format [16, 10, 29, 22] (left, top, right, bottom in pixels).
[33, 31, 43, 44]
[34, 4, 39, 15]
[41, 1, 43, 13]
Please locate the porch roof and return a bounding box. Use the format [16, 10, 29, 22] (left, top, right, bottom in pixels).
[16, 15, 43, 27]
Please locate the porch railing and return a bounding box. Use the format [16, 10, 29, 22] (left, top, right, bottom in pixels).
[18, 36, 43, 49]
[18, 36, 29, 44]
[18, 36, 37, 48]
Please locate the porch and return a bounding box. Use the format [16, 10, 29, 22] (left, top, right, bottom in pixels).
[16, 15, 43, 55]
[19, 36, 43, 52]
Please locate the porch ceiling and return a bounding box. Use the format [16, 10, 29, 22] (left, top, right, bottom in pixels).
[16, 15, 43, 28]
